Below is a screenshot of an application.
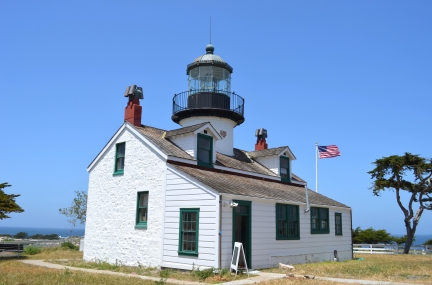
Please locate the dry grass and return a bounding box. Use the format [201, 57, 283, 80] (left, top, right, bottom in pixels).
[2, 246, 249, 284]
[0, 259, 163, 285]
[263, 254, 432, 284]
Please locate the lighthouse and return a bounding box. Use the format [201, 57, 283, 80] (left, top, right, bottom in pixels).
[171, 44, 245, 156]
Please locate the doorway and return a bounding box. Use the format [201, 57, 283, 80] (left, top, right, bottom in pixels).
[232, 200, 251, 268]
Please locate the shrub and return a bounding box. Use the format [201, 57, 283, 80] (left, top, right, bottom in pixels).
[61, 241, 79, 250]
[423, 238, 432, 246]
[25, 245, 41, 255]
[13, 231, 28, 239]
[192, 267, 214, 281]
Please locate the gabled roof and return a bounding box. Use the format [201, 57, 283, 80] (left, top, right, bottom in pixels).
[165, 122, 209, 137]
[169, 163, 349, 208]
[215, 149, 278, 177]
[247, 146, 296, 160]
[135, 125, 193, 160]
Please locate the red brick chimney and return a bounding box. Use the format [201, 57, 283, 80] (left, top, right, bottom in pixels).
[125, 98, 142, 127]
[124, 85, 143, 127]
[255, 128, 268, 150]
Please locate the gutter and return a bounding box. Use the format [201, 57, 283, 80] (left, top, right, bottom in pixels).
[304, 183, 310, 213]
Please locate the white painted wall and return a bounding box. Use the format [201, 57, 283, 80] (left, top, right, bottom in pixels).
[169, 134, 195, 158]
[162, 167, 219, 270]
[179, 117, 236, 156]
[220, 194, 352, 269]
[255, 155, 293, 181]
[84, 128, 166, 267]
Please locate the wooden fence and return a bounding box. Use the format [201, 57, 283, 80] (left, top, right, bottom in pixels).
[353, 244, 432, 255]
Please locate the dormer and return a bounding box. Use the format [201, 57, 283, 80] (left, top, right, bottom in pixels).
[248, 146, 296, 182]
[165, 122, 222, 167]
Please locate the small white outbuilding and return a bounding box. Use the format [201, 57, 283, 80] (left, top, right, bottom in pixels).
[84, 44, 352, 270]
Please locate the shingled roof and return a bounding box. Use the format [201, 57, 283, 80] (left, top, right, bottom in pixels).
[133, 124, 306, 181]
[215, 149, 278, 177]
[165, 122, 209, 137]
[170, 163, 349, 208]
[247, 146, 296, 159]
[135, 125, 193, 160]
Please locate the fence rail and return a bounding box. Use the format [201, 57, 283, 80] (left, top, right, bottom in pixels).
[353, 244, 432, 255]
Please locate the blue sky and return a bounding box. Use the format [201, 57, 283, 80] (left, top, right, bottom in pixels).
[1, 1, 431, 236]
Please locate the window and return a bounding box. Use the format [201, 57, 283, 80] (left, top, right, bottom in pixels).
[280, 156, 290, 182]
[136, 192, 148, 228]
[276, 204, 299, 240]
[335, 213, 342, 235]
[311, 207, 329, 234]
[114, 142, 125, 175]
[197, 133, 213, 167]
[178, 208, 199, 256]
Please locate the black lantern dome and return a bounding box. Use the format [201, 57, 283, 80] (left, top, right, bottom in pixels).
[172, 44, 245, 125]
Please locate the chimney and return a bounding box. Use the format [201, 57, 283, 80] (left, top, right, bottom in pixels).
[124, 85, 144, 127]
[255, 128, 268, 150]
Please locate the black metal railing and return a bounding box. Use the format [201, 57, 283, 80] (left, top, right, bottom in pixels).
[172, 90, 244, 117]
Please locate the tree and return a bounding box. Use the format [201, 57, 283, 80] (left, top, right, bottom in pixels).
[424, 239, 432, 246]
[0, 182, 24, 220]
[59, 190, 87, 229]
[392, 235, 415, 245]
[368, 152, 432, 254]
[352, 227, 394, 244]
[13, 231, 28, 239]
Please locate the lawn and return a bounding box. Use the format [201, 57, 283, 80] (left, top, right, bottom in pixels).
[263, 254, 432, 284]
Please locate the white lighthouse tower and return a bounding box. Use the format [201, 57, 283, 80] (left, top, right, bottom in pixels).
[171, 44, 245, 156]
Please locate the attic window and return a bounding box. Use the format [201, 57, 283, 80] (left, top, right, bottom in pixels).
[280, 156, 290, 182]
[203, 130, 208, 134]
[114, 142, 125, 175]
[197, 133, 213, 168]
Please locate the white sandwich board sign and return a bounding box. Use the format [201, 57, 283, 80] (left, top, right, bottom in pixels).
[230, 242, 249, 275]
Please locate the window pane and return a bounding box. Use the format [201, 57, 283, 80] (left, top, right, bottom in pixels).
[139, 208, 147, 222]
[280, 158, 288, 168]
[197, 149, 210, 163]
[116, 157, 124, 170]
[198, 137, 211, 150]
[117, 143, 125, 157]
[139, 193, 148, 207]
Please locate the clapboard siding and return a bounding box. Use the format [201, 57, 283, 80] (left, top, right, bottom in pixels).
[220, 195, 351, 269]
[162, 168, 219, 270]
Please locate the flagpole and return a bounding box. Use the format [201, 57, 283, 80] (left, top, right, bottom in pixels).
[316, 142, 318, 193]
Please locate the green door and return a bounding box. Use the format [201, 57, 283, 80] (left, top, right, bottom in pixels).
[232, 200, 251, 269]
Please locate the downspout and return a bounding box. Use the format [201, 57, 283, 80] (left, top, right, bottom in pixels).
[219, 195, 222, 269]
[304, 183, 310, 213]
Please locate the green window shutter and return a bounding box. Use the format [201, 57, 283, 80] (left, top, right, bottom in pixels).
[335, 213, 342, 236]
[311, 207, 330, 234]
[197, 134, 213, 168]
[178, 208, 200, 256]
[135, 192, 148, 228]
[114, 142, 125, 175]
[276, 204, 300, 240]
[280, 156, 290, 182]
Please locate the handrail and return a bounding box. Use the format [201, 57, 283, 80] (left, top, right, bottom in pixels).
[172, 90, 244, 117]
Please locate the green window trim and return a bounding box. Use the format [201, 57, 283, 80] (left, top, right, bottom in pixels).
[335, 213, 342, 236]
[135, 191, 148, 228]
[280, 156, 290, 182]
[178, 208, 200, 256]
[114, 142, 125, 175]
[310, 207, 330, 234]
[276, 203, 300, 240]
[197, 133, 213, 168]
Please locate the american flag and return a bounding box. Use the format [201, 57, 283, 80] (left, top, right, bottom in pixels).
[318, 145, 340, 159]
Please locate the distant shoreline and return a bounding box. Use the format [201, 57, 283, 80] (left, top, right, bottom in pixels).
[0, 226, 85, 237]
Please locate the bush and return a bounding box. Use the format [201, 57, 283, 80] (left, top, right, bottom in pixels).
[192, 267, 214, 281]
[25, 245, 41, 255]
[423, 239, 432, 246]
[61, 241, 79, 250]
[13, 231, 28, 239]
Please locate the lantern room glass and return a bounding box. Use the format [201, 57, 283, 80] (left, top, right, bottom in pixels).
[188, 66, 231, 94]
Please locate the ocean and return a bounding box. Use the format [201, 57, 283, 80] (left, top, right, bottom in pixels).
[0, 226, 85, 238]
